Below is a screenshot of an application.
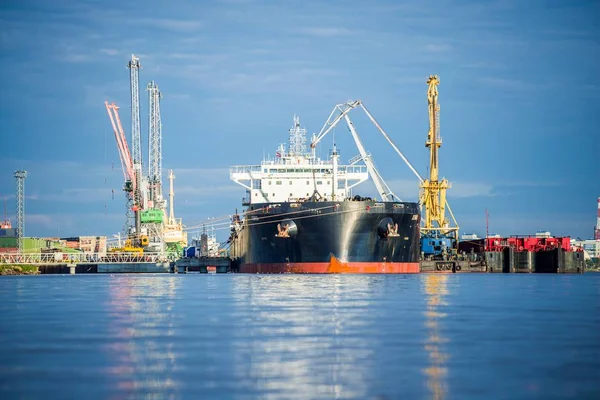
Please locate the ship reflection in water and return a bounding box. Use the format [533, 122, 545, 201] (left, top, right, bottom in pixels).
[1, 275, 598, 399]
[105, 275, 181, 395]
[422, 274, 450, 399]
[231, 275, 377, 399]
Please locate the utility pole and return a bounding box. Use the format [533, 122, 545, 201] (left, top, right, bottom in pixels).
[14, 170, 27, 253]
[485, 208, 489, 239]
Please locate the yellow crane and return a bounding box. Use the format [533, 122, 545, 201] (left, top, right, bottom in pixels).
[419, 75, 459, 243]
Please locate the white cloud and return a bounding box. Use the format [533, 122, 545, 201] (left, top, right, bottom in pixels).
[451, 181, 494, 198]
[135, 18, 203, 32]
[477, 76, 538, 91]
[40, 188, 114, 203]
[177, 185, 239, 197]
[299, 27, 354, 37]
[63, 53, 92, 63]
[99, 48, 119, 56]
[424, 44, 453, 52]
[25, 214, 54, 229]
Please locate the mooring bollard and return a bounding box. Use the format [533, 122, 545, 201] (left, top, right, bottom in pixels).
[69, 264, 76, 275]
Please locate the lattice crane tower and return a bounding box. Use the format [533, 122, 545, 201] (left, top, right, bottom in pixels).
[147, 80, 163, 202]
[14, 170, 27, 253]
[128, 54, 143, 167]
[419, 75, 458, 238]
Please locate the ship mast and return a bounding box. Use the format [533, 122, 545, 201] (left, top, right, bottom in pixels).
[168, 169, 175, 225]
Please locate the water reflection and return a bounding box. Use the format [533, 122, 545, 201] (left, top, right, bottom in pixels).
[422, 275, 450, 400]
[105, 276, 180, 395]
[231, 275, 377, 399]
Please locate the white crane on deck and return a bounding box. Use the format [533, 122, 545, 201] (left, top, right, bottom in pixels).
[310, 100, 423, 202]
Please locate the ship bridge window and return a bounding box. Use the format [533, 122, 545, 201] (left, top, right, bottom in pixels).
[306, 181, 310, 185]
[252, 180, 262, 189]
[317, 181, 323, 185]
[276, 181, 282, 185]
[269, 169, 276, 173]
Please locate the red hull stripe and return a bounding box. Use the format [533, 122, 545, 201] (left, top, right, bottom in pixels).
[239, 262, 420, 274]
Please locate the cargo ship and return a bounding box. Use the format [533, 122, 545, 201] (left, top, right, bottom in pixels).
[227, 115, 421, 273]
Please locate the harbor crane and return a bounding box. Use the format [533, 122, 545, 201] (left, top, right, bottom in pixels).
[104, 54, 187, 255]
[104, 101, 148, 250]
[419, 75, 459, 257]
[310, 83, 459, 259]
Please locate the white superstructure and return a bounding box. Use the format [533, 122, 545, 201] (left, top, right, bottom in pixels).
[230, 116, 368, 204]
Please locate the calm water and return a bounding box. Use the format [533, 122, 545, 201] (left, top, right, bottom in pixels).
[0, 274, 598, 400]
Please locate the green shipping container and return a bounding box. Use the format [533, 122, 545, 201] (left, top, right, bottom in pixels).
[0, 237, 17, 248]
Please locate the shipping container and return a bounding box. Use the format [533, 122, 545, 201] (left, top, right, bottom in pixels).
[0, 228, 16, 237]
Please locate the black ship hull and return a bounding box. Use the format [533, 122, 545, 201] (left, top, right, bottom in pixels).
[229, 200, 421, 273]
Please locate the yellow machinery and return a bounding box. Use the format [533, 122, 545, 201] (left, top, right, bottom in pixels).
[108, 235, 148, 254]
[419, 75, 459, 246]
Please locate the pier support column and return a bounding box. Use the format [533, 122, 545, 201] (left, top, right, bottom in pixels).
[69, 264, 76, 275]
[177, 265, 187, 274]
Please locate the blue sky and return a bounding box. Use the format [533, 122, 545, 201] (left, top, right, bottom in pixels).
[0, 0, 598, 242]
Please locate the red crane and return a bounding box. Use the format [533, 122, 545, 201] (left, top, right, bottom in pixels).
[105, 101, 136, 196]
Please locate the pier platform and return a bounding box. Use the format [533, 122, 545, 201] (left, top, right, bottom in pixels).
[174, 257, 231, 273]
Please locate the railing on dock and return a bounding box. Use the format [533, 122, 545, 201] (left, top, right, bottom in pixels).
[0, 252, 177, 265]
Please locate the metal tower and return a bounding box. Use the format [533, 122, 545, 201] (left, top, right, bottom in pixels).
[288, 115, 307, 156]
[419, 75, 458, 239]
[147, 80, 163, 194]
[14, 170, 27, 253]
[128, 54, 142, 167]
[594, 197, 600, 240]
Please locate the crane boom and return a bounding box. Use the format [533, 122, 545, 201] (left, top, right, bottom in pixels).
[311, 101, 360, 148]
[343, 114, 396, 201]
[358, 103, 423, 183]
[311, 100, 423, 184]
[105, 101, 135, 190]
